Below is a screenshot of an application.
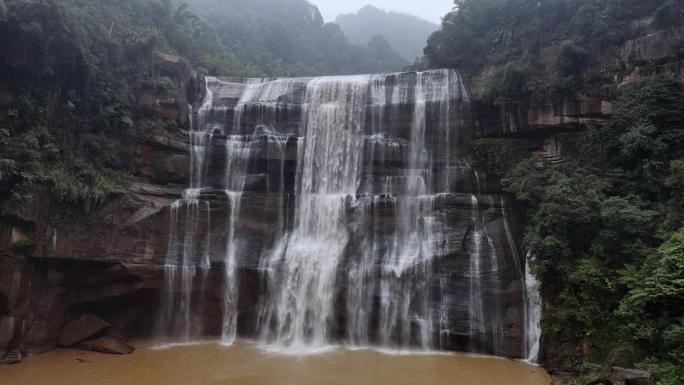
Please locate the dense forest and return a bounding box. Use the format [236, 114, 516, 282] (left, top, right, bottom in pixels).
[425, 0, 684, 105]
[0, 0, 406, 215]
[424, 1, 684, 384]
[335, 5, 438, 62]
[0, 0, 166, 212]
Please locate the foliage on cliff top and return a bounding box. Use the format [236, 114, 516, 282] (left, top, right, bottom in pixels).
[0, 0, 165, 211]
[424, 0, 683, 105]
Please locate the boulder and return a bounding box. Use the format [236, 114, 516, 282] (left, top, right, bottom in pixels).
[77, 336, 134, 355]
[0, 348, 22, 365]
[586, 379, 613, 385]
[606, 350, 636, 369]
[154, 53, 192, 88]
[57, 314, 111, 347]
[610, 367, 652, 385]
[625, 379, 651, 385]
[0, 315, 16, 358]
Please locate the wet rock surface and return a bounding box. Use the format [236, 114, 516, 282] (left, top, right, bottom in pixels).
[0, 349, 22, 365]
[58, 314, 111, 347]
[77, 336, 135, 355]
[550, 368, 653, 385]
[610, 367, 652, 385]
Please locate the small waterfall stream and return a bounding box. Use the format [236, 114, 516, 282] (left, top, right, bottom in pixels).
[154, 70, 542, 360]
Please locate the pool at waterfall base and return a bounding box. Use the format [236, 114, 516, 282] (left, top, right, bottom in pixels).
[0, 340, 550, 385]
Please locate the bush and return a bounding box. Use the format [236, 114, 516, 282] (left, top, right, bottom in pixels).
[156, 76, 176, 92]
[47, 162, 126, 211]
[479, 62, 533, 106]
[655, 1, 684, 28]
[470, 138, 529, 177]
[556, 40, 589, 77]
[11, 235, 36, 257]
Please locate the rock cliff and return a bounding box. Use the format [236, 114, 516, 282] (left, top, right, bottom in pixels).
[1, 21, 682, 362]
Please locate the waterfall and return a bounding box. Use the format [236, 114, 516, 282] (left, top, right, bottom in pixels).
[500, 197, 542, 362]
[154, 101, 213, 343]
[221, 191, 240, 345]
[259, 76, 369, 351]
[524, 255, 542, 363]
[155, 70, 538, 358]
[468, 195, 485, 337]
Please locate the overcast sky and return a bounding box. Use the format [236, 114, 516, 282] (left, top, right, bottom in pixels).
[308, 0, 454, 23]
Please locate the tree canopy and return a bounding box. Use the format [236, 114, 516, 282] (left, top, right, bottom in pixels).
[424, 0, 681, 105]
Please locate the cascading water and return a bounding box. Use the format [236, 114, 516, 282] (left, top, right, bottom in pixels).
[500, 197, 542, 362]
[154, 101, 213, 343]
[468, 195, 485, 338]
[155, 70, 541, 359]
[524, 254, 542, 363]
[260, 76, 369, 351]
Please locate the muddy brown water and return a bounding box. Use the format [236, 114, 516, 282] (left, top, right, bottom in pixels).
[0, 340, 550, 385]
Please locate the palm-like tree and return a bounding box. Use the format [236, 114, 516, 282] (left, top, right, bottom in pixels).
[0, 0, 7, 20]
[152, 0, 199, 32]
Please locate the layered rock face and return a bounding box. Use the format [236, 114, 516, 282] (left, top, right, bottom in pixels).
[476, 26, 684, 139]
[0, 68, 540, 361]
[152, 70, 539, 359]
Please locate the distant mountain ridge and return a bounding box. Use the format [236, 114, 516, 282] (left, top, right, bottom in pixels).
[335, 5, 439, 62]
[186, 0, 407, 76]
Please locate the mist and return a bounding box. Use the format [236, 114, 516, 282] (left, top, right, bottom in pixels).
[308, 0, 454, 23]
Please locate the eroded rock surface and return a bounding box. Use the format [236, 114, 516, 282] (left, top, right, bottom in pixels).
[58, 314, 111, 347]
[78, 336, 135, 355]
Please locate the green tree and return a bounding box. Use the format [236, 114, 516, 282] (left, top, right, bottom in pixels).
[0, 0, 7, 21]
[151, 0, 201, 56]
[618, 228, 684, 370]
[556, 40, 589, 76]
[152, 0, 198, 31]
